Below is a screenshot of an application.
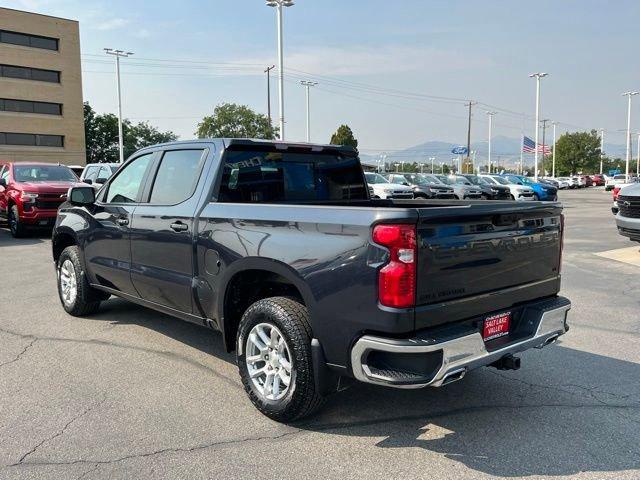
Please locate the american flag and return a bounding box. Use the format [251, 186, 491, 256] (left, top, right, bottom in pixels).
[522, 136, 552, 154]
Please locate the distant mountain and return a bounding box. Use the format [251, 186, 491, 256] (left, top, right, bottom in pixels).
[360, 135, 627, 169]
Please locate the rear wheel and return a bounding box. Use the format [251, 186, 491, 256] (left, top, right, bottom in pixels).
[57, 246, 107, 316]
[237, 296, 325, 422]
[8, 205, 27, 238]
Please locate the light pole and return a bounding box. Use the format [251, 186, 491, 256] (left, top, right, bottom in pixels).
[551, 121, 557, 178]
[622, 91, 638, 181]
[264, 65, 275, 126]
[637, 132, 640, 175]
[380, 153, 387, 173]
[300, 80, 317, 142]
[104, 48, 133, 163]
[266, 0, 294, 140]
[530, 73, 548, 181]
[429, 157, 435, 173]
[486, 111, 496, 174]
[600, 128, 605, 175]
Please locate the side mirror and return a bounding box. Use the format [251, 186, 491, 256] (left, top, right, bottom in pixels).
[95, 178, 107, 185]
[403, 182, 410, 186]
[0, 178, 6, 188]
[83, 178, 93, 185]
[68, 186, 95, 206]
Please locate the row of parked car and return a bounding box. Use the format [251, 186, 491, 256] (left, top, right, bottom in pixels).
[365, 172, 558, 201]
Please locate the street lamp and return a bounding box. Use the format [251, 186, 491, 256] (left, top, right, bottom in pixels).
[600, 128, 605, 175]
[622, 91, 639, 181]
[552, 121, 557, 178]
[300, 80, 317, 142]
[266, 0, 294, 140]
[104, 48, 133, 163]
[429, 156, 435, 173]
[530, 73, 548, 181]
[486, 111, 496, 174]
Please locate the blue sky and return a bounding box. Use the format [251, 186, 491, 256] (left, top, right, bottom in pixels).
[4, 0, 640, 156]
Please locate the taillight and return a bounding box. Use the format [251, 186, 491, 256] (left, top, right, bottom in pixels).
[372, 224, 416, 308]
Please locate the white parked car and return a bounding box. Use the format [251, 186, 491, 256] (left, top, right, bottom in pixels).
[479, 174, 535, 201]
[606, 174, 638, 191]
[79, 163, 121, 187]
[550, 177, 571, 189]
[364, 172, 413, 199]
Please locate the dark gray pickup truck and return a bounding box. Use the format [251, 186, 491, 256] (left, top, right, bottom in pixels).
[52, 139, 570, 422]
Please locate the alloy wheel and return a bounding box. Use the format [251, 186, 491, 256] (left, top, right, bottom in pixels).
[59, 259, 78, 306]
[245, 322, 293, 401]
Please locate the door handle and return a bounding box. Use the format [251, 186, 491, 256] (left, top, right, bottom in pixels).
[116, 217, 129, 226]
[170, 222, 188, 232]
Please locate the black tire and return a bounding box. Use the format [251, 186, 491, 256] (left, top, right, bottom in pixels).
[237, 296, 325, 422]
[56, 246, 107, 316]
[510, 194, 516, 200]
[533, 193, 540, 201]
[8, 205, 27, 238]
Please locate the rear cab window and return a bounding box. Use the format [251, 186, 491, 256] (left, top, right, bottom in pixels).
[218, 146, 367, 203]
[149, 149, 206, 205]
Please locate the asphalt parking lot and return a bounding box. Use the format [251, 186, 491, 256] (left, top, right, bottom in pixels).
[0, 188, 638, 480]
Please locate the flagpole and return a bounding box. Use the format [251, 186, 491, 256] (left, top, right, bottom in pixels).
[520, 132, 524, 174]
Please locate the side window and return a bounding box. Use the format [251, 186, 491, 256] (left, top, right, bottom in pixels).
[84, 166, 99, 181]
[105, 154, 153, 203]
[0, 165, 7, 183]
[96, 166, 110, 182]
[149, 149, 205, 205]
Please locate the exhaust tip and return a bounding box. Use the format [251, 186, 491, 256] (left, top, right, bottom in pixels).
[441, 368, 466, 385]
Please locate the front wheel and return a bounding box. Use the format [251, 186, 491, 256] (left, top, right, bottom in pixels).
[237, 297, 325, 422]
[533, 193, 540, 201]
[57, 246, 107, 316]
[8, 205, 27, 238]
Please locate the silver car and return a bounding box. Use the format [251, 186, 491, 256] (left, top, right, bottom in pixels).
[432, 174, 482, 199]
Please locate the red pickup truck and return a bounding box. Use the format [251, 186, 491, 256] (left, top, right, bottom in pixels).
[0, 162, 79, 237]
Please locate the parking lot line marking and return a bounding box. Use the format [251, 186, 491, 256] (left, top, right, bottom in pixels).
[594, 246, 640, 267]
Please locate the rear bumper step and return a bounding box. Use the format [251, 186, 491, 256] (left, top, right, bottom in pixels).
[350, 296, 571, 389]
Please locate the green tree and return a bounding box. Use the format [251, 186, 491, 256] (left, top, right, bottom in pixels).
[330, 124, 358, 148]
[84, 102, 177, 163]
[546, 130, 601, 175]
[196, 103, 277, 139]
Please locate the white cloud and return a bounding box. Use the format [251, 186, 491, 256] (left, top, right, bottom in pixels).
[242, 45, 492, 76]
[94, 17, 130, 31]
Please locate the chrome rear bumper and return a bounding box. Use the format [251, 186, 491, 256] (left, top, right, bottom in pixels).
[350, 298, 571, 389]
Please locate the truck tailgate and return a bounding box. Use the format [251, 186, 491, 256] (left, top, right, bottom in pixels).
[414, 202, 563, 330]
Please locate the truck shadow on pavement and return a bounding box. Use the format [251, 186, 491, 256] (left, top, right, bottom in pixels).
[90, 298, 640, 478]
[0, 227, 49, 246]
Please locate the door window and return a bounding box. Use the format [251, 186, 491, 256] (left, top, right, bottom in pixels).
[149, 149, 205, 205]
[96, 166, 111, 183]
[84, 166, 99, 182]
[105, 154, 153, 203]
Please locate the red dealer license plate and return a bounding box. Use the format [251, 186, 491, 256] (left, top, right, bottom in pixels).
[483, 312, 511, 341]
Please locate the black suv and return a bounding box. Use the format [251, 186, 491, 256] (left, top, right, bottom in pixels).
[460, 174, 511, 200]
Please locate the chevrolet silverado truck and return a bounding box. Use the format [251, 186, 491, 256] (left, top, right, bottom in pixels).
[52, 139, 570, 422]
[0, 162, 79, 237]
[615, 183, 640, 241]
